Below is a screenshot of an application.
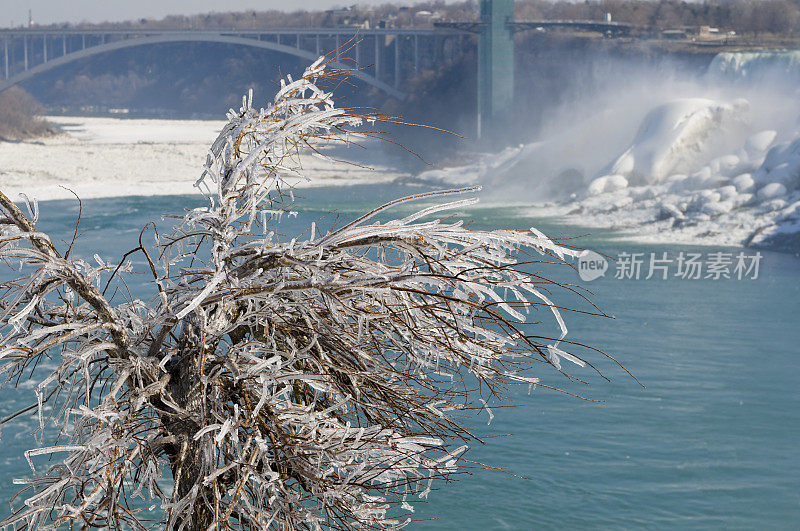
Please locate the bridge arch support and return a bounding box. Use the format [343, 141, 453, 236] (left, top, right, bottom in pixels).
[0, 33, 405, 100]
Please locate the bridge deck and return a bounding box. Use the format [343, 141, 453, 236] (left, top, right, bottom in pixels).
[0, 28, 454, 37]
[0, 27, 474, 99]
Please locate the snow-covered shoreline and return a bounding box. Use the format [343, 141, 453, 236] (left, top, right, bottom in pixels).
[4, 61, 800, 254]
[0, 116, 406, 202]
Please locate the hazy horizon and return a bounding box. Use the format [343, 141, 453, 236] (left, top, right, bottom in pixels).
[1, 1, 437, 29]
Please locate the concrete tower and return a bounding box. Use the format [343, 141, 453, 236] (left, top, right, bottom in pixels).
[477, 0, 515, 138]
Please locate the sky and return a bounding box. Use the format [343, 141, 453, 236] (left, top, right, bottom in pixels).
[1, 1, 398, 28]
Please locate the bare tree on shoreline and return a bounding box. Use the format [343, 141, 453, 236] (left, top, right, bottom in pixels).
[0, 58, 619, 529]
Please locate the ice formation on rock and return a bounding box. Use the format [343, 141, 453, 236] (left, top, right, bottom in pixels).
[415, 51, 800, 250]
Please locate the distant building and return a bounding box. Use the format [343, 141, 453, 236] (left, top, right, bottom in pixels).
[323, 5, 369, 28]
[698, 25, 720, 38]
[379, 16, 397, 29]
[325, 5, 357, 18]
[662, 29, 689, 39]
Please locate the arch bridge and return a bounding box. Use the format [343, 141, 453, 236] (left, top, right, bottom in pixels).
[0, 1, 637, 136]
[0, 28, 470, 100]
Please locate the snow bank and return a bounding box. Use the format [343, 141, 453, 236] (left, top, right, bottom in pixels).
[49, 116, 227, 144]
[412, 51, 800, 251]
[600, 98, 748, 185]
[535, 117, 799, 247]
[0, 116, 406, 201]
[416, 106, 648, 199]
[411, 144, 524, 187]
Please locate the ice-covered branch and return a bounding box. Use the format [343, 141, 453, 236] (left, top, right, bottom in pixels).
[0, 57, 604, 530]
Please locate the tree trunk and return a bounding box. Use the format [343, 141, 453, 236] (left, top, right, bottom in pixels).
[170, 443, 217, 531]
[164, 317, 218, 530]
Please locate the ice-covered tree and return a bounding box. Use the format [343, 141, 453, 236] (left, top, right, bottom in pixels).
[0, 58, 607, 529]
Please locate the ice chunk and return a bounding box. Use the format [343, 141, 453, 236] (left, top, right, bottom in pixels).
[631, 187, 658, 200]
[731, 173, 755, 193]
[708, 154, 740, 176]
[757, 182, 788, 201]
[610, 151, 635, 175]
[764, 159, 800, 187]
[717, 185, 738, 201]
[670, 168, 727, 193]
[763, 142, 790, 171]
[762, 198, 788, 211]
[586, 174, 628, 196]
[701, 200, 734, 216]
[698, 189, 721, 203]
[603, 98, 749, 185]
[745, 130, 778, 157]
[658, 202, 686, 220]
[733, 193, 754, 208]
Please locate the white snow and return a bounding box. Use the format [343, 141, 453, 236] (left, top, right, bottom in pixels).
[0, 116, 407, 201]
[51, 116, 226, 144]
[602, 98, 748, 185]
[412, 51, 800, 250]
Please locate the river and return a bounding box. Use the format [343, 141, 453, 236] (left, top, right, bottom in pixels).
[0, 185, 795, 528]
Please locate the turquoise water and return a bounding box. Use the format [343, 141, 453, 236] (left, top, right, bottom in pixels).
[0, 186, 798, 529]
